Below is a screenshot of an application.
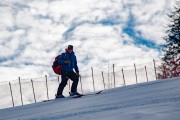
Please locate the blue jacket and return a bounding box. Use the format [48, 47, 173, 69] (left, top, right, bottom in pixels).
[58, 51, 79, 74]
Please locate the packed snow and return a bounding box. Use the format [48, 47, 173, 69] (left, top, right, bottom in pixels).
[0, 77, 180, 120]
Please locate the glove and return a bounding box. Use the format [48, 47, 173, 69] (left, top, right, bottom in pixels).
[64, 60, 71, 64]
[76, 73, 80, 78]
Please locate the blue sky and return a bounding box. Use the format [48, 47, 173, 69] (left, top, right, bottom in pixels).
[123, 12, 159, 50]
[0, 0, 174, 81]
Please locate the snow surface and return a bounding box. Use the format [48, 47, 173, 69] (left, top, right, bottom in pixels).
[0, 77, 180, 120]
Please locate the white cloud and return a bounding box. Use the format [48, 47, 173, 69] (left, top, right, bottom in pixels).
[0, 7, 14, 28]
[129, 0, 173, 44]
[0, 0, 174, 81]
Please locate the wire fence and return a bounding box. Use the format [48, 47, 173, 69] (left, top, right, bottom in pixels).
[0, 59, 162, 109]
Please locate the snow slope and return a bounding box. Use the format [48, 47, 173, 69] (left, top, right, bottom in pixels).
[0, 77, 180, 120]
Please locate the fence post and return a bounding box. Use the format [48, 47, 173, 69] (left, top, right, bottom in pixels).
[9, 82, 14, 107]
[145, 66, 149, 82]
[113, 64, 116, 88]
[19, 77, 23, 105]
[79, 76, 83, 94]
[153, 59, 157, 80]
[122, 69, 126, 86]
[45, 75, 49, 100]
[31, 79, 36, 103]
[163, 64, 167, 78]
[91, 67, 95, 92]
[134, 63, 138, 84]
[57, 76, 60, 84]
[69, 80, 71, 91]
[101, 71, 106, 90]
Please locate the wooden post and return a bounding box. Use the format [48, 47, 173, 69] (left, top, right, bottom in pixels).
[145, 66, 149, 82]
[108, 66, 110, 89]
[122, 69, 126, 86]
[113, 64, 116, 88]
[102, 71, 106, 90]
[57, 76, 60, 84]
[163, 64, 167, 78]
[69, 80, 71, 91]
[9, 82, 14, 107]
[153, 59, 157, 80]
[19, 77, 23, 105]
[91, 67, 95, 92]
[45, 75, 49, 100]
[79, 76, 83, 94]
[134, 63, 138, 84]
[31, 79, 36, 103]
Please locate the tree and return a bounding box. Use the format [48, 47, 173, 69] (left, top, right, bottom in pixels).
[158, 1, 180, 79]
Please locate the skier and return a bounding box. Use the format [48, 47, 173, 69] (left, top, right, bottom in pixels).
[56, 45, 80, 98]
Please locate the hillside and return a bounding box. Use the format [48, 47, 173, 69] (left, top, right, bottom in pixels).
[0, 77, 180, 120]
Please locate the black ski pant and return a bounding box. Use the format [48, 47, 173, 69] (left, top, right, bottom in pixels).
[57, 71, 79, 95]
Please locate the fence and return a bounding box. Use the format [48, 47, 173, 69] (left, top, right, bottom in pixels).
[0, 59, 162, 109]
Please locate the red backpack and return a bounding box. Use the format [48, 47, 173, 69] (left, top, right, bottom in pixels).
[52, 55, 62, 75]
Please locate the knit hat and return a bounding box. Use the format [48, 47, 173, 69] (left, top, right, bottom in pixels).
[68, 45, 73, 50]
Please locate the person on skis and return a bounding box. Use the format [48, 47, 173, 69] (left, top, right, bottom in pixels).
[56, 45, 80, 98]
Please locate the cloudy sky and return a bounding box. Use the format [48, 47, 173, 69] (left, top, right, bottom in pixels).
[0, 0, 174, 81]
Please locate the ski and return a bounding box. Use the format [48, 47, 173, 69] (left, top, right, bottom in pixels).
[83, 90, 102, 96]
[70, 90, 102, 98]
[42, 90, 102, 102]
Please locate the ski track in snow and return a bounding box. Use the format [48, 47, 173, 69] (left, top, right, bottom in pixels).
[0, 77, 180, 120]
[26, 95, 180, 120]
[29, 97, 180, 120]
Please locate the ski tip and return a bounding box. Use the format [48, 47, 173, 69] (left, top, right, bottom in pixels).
[96, 91, 102, 94]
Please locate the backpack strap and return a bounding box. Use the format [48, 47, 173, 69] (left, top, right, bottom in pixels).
[61, 53, 66, 59]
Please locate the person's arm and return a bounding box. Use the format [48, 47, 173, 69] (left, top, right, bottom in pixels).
[74, 56, 79, 74]
[58, 53, 65, 64]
